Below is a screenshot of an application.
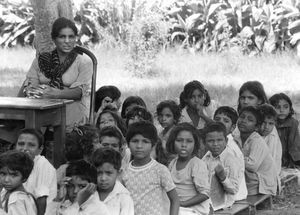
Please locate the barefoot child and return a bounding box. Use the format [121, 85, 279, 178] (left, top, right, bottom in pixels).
[92, 148, 134, 215]
[0, 150, 37, 215]
[122, 121, 180, 215]
[167, 123, 210, 215]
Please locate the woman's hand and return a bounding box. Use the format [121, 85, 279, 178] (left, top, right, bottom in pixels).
[39, 85, 60, 99]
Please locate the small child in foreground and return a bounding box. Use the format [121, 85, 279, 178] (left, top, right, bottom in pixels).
[93, 148, 134, 215]
[122, 121, 179, 215]
[0, 150, 37, 215]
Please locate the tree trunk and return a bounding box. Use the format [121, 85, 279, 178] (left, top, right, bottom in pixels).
[29, 0, 74, 55]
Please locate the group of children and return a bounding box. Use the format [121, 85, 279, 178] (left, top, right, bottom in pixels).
[0, 79, 299, 215]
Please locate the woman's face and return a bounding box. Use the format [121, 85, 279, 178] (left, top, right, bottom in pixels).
[54, 27, 76, 54]
[239, 90, 262, 109]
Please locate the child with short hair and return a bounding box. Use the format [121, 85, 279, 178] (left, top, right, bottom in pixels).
[167, 123, 210, 215]
[0, 150, 37, 215]
[237, 106, 278, 195]
[269, 93, 300, 167]
[213, 106, 248, 201]
[125, 105, 153, 127]
[15, 128, 57, 215]
[202, 122, 243, 211]
[121, 96, 147, 119]
[57, 160, 109, 215]
[258, 104, 282, 175]
[122, 121, 179, 215]
[97, 110, 127, 136]
[92, 148, 134, 215]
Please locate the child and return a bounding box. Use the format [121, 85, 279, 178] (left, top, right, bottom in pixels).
[179, 80, 214, 129]
[236, 106, 278, 195]
[269, 93, 300, 167]
[213, 106, 247, 201]
[121, 96, 147, 119]
[125, 105, 153, 127]
[96, 110, 127, 136]
[92, 148, 134, 215]
[122, 121, 179, 215]
[166, 123, 210, 215]
[258, 104, 282, 174]
[15, 128, 57, 215]
[202, 122, 243, 211]
[0, 150, 37, 215]
[57, 160, 109, 215]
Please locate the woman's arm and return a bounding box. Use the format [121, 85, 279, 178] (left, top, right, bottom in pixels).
[180, 193, 209, 207]
[40, 86, 82, 100]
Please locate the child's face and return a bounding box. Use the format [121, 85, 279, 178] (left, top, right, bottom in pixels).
[260, 117, 276, 137]
[129, 134, 152, 162]
[66, 176, 89, 203]
[237, 111, 258, 133]
[128, 115, 143, 126]
[186, 89, 205, 109]
[96, 162, 118, 193]
[174, 130, 195, 159]
[239, 90, 261, 109]
[99, 113, 116, 130]
[158, 107, 175, 129]
[205, 131, 227, 157]
[16, 133, 43, 159]
[274, 99, 290, 120]
[92, 136, 101, 151]
[100, 136, 121, 152]
[0, 167, 23, 191]
[214, 113, 235, 135]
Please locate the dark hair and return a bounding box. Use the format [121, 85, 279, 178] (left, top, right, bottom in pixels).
[98, 126, 125, 149]
[214, 106, 238, 125]
[156, 100, 181, 123]
[166, 123, 200, 155]
[51, 17, 78, 39]
[239, 106, 264, 126]
[126, 121, 158, 146]
[125, 105, 153, 126]
[121, 96, 147, 119]
[269, 93, 294, 118]
[18, 128, 44, 147]
[95, 86, 121, 112]
[258, 104, 277, 120]
[179, 80, 211, 109]
[92, 148, 122, 171]
[0, 150, 34, 181]
[238, 81, 268, 112]
[97, 110, 127, 136]
[66, 160, 97, 184]
[203, 122, 227, 141]
[64, 137, 83, 162]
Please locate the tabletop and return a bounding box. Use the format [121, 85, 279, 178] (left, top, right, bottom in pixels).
[0, 97, 73, 110]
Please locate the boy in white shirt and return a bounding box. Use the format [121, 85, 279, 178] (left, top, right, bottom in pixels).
[15, 128, 57, 215]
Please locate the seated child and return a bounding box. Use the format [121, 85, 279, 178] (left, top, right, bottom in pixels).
[15, 128, 57, 215]
[236, 106, 278, 195]
[92, 148, 134, 215]
[202, 122, 243, 211]
[213, 106, 247, 200]
[269, 93, 300, 167]
[166, 123, 210, 215]
[0, 150, 37, 215]
[121, 96, 147, 120]
[96, 110, 127, 136]
[122, 121, 180, 215]
[258, 104, 282, 175]
[57, 160, 109, 215]
[125, 105, 153, 127]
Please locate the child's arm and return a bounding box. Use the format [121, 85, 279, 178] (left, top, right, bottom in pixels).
[288, 119, 300, 162]
[180, 193, 209, 207]
[36, 196, 47, 215]
[244, 138, 267, 172]
[167, 189, 179, 215]
[197, 104, 213, 124]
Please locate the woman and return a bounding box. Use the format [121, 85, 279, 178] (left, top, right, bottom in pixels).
[22, 17, 93, 132]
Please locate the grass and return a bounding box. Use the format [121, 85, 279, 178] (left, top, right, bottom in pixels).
[1, 46, 300, 113]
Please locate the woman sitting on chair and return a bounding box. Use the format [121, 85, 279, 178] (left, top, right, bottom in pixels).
[21, 17, 93, 132]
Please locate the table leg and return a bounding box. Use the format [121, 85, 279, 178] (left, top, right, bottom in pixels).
[25, 110, 37, 128]
[53, 105, 66, 168]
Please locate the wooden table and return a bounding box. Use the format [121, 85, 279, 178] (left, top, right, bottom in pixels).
[0, 97, 73, 168]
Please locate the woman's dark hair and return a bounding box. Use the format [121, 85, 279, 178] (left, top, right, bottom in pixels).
[92, 148, 122, 171]
[179, 80, 211, 109]
[238, 81, 268, 112]
[166, 123, 200, 155]
[238, 106, 264, 126]
[98, 126, 125, 149]
[95, 86, 121, 112]
[125, 105, 153, 126]
[0, 150, 34, 181]
[269, 93, 294, 118]
[126, 121, 158, 146]
[156, 100, 181, 124]
[121, 96, 147, 118]
[96, 110, 127, 136]
[18, 128, 44, 148]
[66, 159, 97, 184]
[51, 17, 78, 39]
